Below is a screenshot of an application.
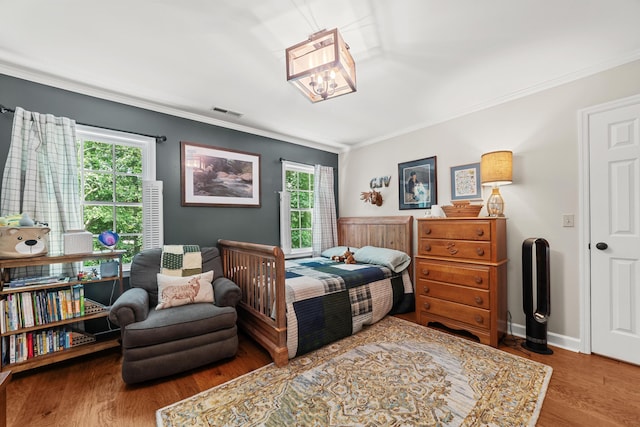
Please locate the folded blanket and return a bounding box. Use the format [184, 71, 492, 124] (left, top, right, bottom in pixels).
[161, 245, 202, 276]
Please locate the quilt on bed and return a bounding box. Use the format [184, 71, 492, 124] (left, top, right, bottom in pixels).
[284, 257, 414, 358]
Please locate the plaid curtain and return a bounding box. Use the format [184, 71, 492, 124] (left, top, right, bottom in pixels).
[312, 165, 337, 257]
[1, 107, 82, 259]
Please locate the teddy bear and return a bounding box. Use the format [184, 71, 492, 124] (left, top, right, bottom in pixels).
[331, 248, 356, 264]
[0, 226, 50, 259]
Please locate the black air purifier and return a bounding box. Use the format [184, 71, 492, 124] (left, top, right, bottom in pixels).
[522, 238, 553, 354]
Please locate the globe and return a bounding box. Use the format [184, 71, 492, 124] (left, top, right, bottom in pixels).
[98, 230, 120, 250]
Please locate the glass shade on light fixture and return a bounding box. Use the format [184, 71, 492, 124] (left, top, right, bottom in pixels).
[481, 150, 513, 217]
[286, 28, 356, 102]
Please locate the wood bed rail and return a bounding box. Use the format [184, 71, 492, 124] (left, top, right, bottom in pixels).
[218, 239, 288, 366]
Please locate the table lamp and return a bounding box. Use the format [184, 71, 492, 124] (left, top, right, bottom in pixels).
[480, 150, 513, 217]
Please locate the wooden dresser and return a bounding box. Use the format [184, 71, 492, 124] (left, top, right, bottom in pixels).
[415, 217, 507, 347]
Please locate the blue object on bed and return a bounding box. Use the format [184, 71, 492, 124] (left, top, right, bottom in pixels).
[353, 245, 412, 273]
[284, 257, 414, 358]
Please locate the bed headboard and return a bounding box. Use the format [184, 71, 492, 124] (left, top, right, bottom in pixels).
[337, 216, 413, 260]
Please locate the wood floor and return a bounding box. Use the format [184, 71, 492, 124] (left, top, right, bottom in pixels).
[6, 314, 640, 427]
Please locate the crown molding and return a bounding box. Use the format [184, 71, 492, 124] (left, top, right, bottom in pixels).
[355, 50, 640, 149]
[0, 61, 346, 154]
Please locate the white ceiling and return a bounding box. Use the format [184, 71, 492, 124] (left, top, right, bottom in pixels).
[1, 0, 640, 153]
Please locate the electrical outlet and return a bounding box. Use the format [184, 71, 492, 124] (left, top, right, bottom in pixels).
[562, 214, 575, 227]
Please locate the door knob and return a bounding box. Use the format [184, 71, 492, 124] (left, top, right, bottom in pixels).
[595, 242, 608, 250]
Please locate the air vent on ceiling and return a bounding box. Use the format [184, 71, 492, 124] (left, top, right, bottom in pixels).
[211, 106, 243, 118]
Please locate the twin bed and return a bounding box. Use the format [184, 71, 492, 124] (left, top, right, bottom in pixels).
[218, 216, 415, 366]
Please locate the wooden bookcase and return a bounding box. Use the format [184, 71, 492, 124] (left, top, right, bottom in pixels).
[0, 251, 124, 373]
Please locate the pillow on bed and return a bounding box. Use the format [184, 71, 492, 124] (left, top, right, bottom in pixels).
[354, 246, 411, 273]
[321, 246, 360, 259]
[156, 270, 214, 310]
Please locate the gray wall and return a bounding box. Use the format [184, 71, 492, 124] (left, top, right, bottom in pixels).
[0, 73, 339, 247]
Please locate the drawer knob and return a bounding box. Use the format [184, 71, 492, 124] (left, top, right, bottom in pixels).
[475, 296, 483, 305]
[475, 315, 484, 324]
[424, 227, 432, 235]
[476, 229, 484, 236]
[424, 244, 432, 252]
[475, 276, 483, 284]
[476, 248, 485, 256]
[423, 302, 431, 310]
[421, 269, 429, 276]
[423, 286, 430, 294]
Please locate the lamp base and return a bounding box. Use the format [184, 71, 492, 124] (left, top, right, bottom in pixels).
[486, 187, 505, 217]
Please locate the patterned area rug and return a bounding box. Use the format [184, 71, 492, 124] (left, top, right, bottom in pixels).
[156, 317, 552, 426]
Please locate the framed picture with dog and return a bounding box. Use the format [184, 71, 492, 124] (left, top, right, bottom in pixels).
[398, 156, 437, 210]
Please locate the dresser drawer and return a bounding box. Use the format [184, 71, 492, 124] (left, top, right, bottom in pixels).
[416, 280, 490, 309]
[419, 220, 491, 241]
[416, 259, 490, 288]
[418, 296, 490, 330]
[418, 238, 492, 261]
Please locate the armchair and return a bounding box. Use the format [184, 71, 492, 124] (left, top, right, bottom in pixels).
[108, 247, 240, 384]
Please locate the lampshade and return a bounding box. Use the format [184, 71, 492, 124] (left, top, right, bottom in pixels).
[481, 150, 513, 186]
[481, 150, 513, 217]
[286, 28, 356, 103]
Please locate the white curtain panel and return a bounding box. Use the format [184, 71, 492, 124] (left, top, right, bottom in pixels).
[279, 190, 292, 255]
[312, 165, 337, 257]
[1, 107, 82, 259]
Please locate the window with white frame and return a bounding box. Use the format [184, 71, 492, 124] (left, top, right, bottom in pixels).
[281, 161, 314, 257]
[76, 125, 161, 267]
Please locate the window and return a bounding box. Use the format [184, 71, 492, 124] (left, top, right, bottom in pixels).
[76, 126, 157, 267]
[281, 161, 314, 257]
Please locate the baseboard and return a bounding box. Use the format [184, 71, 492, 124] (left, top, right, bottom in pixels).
[508, 322, 582, 353]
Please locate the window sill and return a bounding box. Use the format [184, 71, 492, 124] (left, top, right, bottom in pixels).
[285, 252, 312, 260]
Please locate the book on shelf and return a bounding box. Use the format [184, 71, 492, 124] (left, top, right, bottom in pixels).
[1, 326, 97, 366]
[7, 275, 69, 288]
[0, 300, 5, 334]
[2, 284, 92, 331]
[9, 335, 15, 364]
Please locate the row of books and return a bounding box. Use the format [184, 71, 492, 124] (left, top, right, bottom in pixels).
[0, 284, 90, 333]
[1, 327, 96, 366]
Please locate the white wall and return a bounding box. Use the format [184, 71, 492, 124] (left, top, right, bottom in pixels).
[339, 59, 640, 346]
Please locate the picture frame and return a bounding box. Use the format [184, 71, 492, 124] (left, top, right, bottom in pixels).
[398, 156, 437, 210]
[450, 162, 482, 201]
[181, 141, 261, 207]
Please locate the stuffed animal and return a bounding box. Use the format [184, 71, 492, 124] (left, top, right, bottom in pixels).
[332, 248, 356, 264]
[343, 248, 356, 264]
[0, 226, 50, 258]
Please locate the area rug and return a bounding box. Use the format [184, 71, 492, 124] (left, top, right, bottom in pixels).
[156, 317, 552, 426]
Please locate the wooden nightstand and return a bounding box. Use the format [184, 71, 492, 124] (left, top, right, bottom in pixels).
[415, 217, 507, 347]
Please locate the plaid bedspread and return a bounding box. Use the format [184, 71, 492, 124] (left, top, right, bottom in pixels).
[285, 257, 414, 358]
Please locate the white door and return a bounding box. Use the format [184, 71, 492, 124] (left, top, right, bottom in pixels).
[589, 98, 640, 365]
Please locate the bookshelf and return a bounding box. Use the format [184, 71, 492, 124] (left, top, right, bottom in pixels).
[0, 251, 124, 373]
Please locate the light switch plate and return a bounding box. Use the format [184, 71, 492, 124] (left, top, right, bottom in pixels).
[562, 214, 575, 227]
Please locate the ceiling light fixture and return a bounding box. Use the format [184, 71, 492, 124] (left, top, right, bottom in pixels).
[286, 28, 356, 103]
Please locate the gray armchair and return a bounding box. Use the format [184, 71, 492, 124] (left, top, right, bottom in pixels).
[108, 247, 240, 384]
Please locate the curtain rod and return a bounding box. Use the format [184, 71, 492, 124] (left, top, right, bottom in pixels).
[0, 104, 167, 143]
[279, 157, 314, 167]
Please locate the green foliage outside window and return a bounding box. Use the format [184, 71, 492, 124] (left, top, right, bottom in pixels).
[79, 140, 144, 265]
[286, 169, 314, 251]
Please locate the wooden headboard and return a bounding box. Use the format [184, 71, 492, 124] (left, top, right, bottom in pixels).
[337, 215, 414, 262]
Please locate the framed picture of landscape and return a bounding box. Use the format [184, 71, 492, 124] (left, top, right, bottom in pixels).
[181, 141, 261, 207]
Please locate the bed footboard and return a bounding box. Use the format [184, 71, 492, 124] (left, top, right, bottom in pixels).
[218, 239, 288, 366]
